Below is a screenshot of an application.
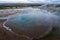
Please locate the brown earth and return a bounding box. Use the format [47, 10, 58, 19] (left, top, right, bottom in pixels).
[0, 18, 60, 40]
[0, 19, 32, 40]
[0, 8, 60, 40]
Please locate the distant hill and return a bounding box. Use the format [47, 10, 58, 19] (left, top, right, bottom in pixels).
[0, 3, 43, 7]
[0, 3, 60, 9]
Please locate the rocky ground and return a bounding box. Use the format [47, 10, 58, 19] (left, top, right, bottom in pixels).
[0, 8, 32, 40]
[0, 19, 32, 40]
[0, 7, 60, 40]
[0, 18, 60, 40]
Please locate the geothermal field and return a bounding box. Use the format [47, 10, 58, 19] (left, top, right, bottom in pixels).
[0, 6, 60, 40]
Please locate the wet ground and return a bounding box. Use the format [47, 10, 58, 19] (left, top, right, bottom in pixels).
[0, 7, 60, 40]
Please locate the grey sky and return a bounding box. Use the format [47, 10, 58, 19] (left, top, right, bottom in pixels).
[0, 0, 60, 4]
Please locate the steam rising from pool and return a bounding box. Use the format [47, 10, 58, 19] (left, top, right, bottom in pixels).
[4, 8, 57, 28]
[3, 7, 59, 39]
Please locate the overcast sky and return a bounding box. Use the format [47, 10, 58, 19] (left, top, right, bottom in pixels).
[0, 0, 60, 3]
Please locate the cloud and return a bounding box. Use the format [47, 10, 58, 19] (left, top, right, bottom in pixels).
[0, 0, 60, 3]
